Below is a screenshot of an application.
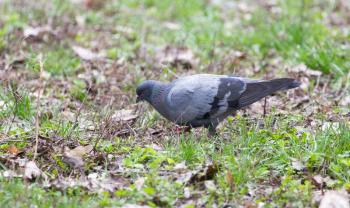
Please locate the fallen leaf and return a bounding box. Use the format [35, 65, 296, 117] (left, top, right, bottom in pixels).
[83, 0, 104, 9]
[24, 161, 42, 180]
[287, 64, 322, 77]
[61, 110, 76, 122]
[7, 145, 20, 156]
[225, 170, 235, 191]
[228, 50, 247, 65]
[23, 25, 55, 40]
[112, 109, 138, 122]
[174, 161, 187, 171]
[163, 22, 181, 30]
[155, 46, 198, 69]
[88, 173, 129, 192]
[48, 173, 128, 193]
[312, 175, 336, 188]
[150, 143, 163, 151]
[62, 145, 93, 168]
[319, 190, 349, 208]
[78, 69, 107, 85]
[72, 46, 105, 61]
[188, 163, 218, 184]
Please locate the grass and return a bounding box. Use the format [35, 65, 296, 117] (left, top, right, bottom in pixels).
[0, 0, 349, 207]
[0, 118, 349, 207]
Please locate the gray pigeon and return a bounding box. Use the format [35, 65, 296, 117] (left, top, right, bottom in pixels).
[136, 74, 300, 135]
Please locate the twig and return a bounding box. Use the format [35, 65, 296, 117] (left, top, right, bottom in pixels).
[93, 98, 114, 150]
[5, 83, 20, 135]
[0, 139, 30, 144]
[138, 1, 147, 61]
[0, 129, 33, 144]
[33, 54, 44, 161]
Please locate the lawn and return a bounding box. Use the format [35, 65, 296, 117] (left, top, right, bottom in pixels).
[0, 0, 349, 207]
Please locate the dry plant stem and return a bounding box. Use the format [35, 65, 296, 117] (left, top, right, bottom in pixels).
[5, 83, 19, 135]
[138, 2, 147, 60]
[66, 83, 92, 142]
[33, 54, 44, 161]
[93, 99, 114, 150]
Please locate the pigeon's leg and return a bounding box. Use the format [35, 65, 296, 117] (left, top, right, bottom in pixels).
[207, 124, 218, 137]
[175, 125, 192, 135]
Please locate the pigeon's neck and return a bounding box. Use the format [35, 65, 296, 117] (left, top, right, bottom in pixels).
[151, 84, 166, 102]
[150, 83, 168, 106]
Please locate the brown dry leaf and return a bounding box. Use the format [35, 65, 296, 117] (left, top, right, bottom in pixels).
[156, 46, 198, 69]
[228, 50, 247, 65]
[176, 163, 218, 185]
[24, 161, 42, 180]
[112, 109, 138, 122]
[61, 110, 76, 122]
[287, 64, 322, 77]
[319, 190, 349, 208]
[312, 175, 336, 188]
[62, 145, 93, 168]
[225, 170, 235, 191]
[72, 46, 105, 61]
[188, 163, 218, 184]
[83, 0, 104, 9]
[88, 173, 129, 192]
[23, 25, 55, 40]
[7, 145, 20, 156]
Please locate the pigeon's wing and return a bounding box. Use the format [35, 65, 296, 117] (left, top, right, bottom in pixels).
[237, 78, 300, 108]
[167, 74, 246, 124]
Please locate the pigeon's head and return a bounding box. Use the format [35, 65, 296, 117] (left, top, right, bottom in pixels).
[136, 80, 158, 103]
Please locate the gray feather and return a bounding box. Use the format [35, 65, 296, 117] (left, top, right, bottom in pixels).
[238, 78, 300, 108]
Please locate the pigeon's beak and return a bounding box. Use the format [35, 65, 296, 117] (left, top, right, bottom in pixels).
[136, 96, 142, 103]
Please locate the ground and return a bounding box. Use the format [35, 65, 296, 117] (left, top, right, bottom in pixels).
[0, 0, 349, 207]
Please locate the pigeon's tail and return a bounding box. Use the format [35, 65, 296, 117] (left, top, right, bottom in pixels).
[238, 78, 300, 108]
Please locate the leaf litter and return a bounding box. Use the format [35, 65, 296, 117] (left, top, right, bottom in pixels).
[62, 145, 93, 168]
[72, 46, 106, 61]
[0, 0, 349, 206]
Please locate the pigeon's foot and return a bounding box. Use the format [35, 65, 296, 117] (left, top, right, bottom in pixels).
[175, 126, 192, 135]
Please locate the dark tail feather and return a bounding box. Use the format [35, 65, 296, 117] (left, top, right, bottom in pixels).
[238, 78, 300, 108]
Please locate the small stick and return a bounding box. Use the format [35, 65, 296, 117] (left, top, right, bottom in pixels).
[33, 54, 44, 161]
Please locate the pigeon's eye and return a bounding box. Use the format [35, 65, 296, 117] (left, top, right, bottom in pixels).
[136, 87, 143, 94]
[136, 86, 145, 96]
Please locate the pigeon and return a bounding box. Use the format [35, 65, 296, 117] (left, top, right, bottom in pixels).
[136, 74, 300, 135]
